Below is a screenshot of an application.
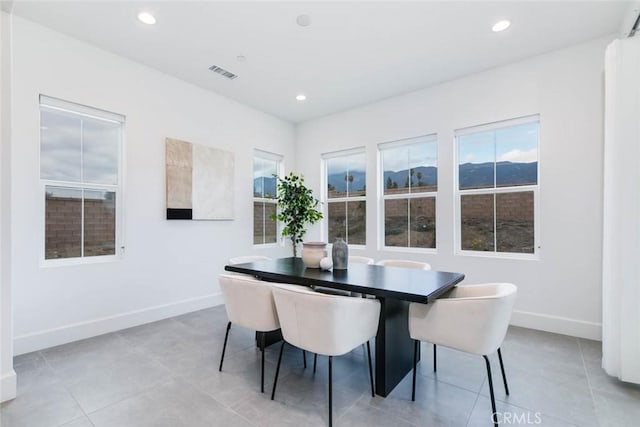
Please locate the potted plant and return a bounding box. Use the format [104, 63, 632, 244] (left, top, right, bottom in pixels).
[272, 172, 323, 257]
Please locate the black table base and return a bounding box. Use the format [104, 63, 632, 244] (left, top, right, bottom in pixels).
[256, 329, 283, 348]
[375, 298, 419, 396]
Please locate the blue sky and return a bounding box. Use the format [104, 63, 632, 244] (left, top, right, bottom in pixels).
[381, 142, 437, 172]
[326, 152, 367, 175]
[324, 142, 439, 175]
[256, 123, 537, 185]
[458, 122, 538, 165]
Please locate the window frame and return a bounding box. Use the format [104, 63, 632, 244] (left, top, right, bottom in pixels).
[39, 95, 125, 266]
[252, 149, 283, 248]
[377, 134, 438, 253]
[454, 115, 540, 260]
[321, 147, 367, 248]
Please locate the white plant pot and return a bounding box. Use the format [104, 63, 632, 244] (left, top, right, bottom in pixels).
[301, 242, 327, 268]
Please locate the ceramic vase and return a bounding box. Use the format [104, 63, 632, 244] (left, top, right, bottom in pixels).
[332, 238, 348, 270]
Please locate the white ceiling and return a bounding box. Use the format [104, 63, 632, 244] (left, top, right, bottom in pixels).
[4, 1, 632, 123]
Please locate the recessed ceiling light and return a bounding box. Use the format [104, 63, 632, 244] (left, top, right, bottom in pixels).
[296, 94, 307, 101]
[296, 14, 311, 27]
[138, 12, 156, 25]
[492, 20, 511, 32]
[236, 55, 246, 62]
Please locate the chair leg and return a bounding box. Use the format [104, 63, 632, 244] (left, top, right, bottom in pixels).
[219, 321, 231, 372]
[497, 347, 509, 395]
[260, 332, 266, 393]
[313, 353, 317, 374]
[483, 355, 498, 427]
[271, 341, 286, 400]
[303, 350, 307, 368]
[328, 355, 333, 427]
[433, 344, 437, 372]
[412, 340, 418, 401]
[366, 341, 374, 397]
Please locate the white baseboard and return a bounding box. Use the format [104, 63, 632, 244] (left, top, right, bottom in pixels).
[12, 297, 600, 355]
[511, 309, 602, 341]
[13, 293, 224, 355]
[0, 370, 17, 403]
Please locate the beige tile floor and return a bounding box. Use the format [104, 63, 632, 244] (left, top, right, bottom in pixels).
[2, 305, 639, 427]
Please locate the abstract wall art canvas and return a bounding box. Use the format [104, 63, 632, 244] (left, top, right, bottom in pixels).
[166, 137, 234, 220]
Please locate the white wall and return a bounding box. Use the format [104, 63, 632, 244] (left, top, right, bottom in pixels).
[1, 10, 17, 402]
[10, 16, 295, 354]
[296, 36, 612, 340]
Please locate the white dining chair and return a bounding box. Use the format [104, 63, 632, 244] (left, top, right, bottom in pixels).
[218, 273, 280, 392]
[218, 273, 310, 392]
[219, 273, 309, 393]
[270, 283, 381, 427]
[349, 255, 375, 265]
[376, 259, 431, 270]
[408, 283, 517, 427]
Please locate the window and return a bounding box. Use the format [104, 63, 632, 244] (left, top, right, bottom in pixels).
[253, 150, 281, 245]
[379, 135, 437, 249]
[40, 95, 124, 261]
[323, 149, 366, 245]
[456, 115, 539, 255]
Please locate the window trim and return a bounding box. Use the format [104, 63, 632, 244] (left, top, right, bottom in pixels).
[252, 149, 283, 248]
[39, 96, 125, 266]
[377, 134, 438, 253]
[454, 114, 540, 260]
[321, 147, 367, 248]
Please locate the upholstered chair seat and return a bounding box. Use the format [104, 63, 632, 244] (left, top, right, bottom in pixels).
[408, 283, 517, 427]
[270, 283, 380, 427]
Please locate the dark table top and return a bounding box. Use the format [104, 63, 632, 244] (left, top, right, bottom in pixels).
[224, 257, 465, 303]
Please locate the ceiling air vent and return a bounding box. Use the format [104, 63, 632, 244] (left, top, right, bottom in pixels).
[208, 65, 238, 80]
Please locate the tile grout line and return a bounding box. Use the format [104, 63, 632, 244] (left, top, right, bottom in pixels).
[578, 338, 601, 427]
[377, 373, 483, 427]
[40, 349, 95, 426]
[83, 377, 179, 422]
[465, 387, 483, 427]
[41, 339, 178, 424]
[334, 391, 367, 424]
[174, 345, 286, 414]
[472, 351, 584, 427]
[221, 396, 260, 427]
[423, 370, 486, 397]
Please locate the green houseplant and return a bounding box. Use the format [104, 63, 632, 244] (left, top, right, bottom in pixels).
[272, 172, 323, 257]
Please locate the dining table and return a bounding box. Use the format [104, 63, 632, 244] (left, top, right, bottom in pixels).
[224, 257, 465, 397]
